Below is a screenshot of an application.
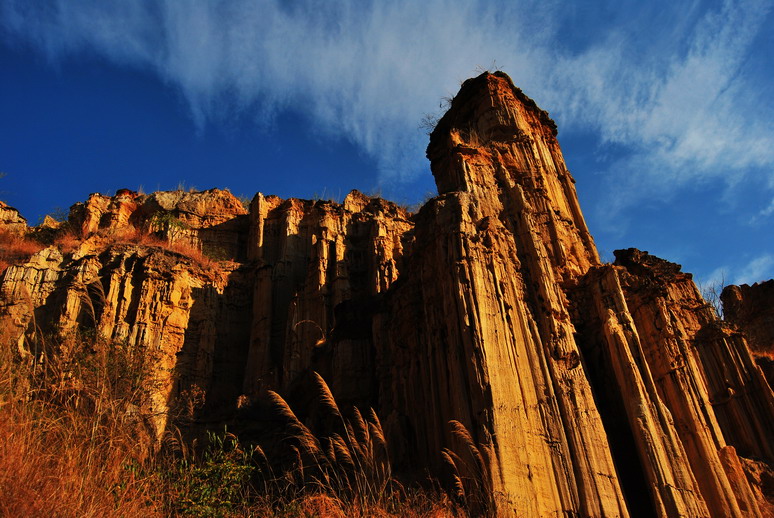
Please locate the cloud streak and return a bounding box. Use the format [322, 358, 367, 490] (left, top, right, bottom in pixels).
[735, 254, 774, 285]
[2, 0, 772, 193]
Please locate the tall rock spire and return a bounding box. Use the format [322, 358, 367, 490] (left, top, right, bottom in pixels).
[375, 72, 629, 516]
[427, 71, 599, 281]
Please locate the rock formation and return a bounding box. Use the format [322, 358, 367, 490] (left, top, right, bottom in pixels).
[373, 72, 628, 517]
[574, 250, 773, 517]
[1, 72, 772, 517]
[0, 201, 28, 235]
[723, 280, 774, 386]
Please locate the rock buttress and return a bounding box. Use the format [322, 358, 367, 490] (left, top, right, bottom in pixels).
[374, 72, 628, 517]
[572, 250, 774, 517]
[243, 191, 413, 404]
[723, 280, 774, 387]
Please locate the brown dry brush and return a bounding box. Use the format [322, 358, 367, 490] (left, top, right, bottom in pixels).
[263, 373, 458, 516]
[0, 331, 466, 517]
[0, 312, 465, 516]
[0, 332, 163, 517]
[0, 233, 466, 516]
[0, 229, 45, 272]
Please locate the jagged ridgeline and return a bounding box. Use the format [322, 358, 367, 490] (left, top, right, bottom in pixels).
[1, 72, 773, 517]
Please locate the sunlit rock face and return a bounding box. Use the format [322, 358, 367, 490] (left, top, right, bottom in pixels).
[374, 72, 629, 517]
[574, 249, 773, 517]
[0, 201, 28, 235]
[1, 71, 772, 517]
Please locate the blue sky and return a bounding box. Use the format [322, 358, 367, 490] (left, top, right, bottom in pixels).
[1, 0, 772, 287]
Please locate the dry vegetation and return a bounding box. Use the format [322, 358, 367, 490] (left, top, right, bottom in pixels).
[0, 229, 45, 272]
[0, 222, 223, 275]
[0, 328, 470, 517]
[0, 333, 164, 517]
[98, 226, 223, 270]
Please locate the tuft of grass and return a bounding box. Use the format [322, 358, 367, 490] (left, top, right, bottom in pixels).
[53, 229, 82, 254]
[0, 229, 45, 272]
[262, 374, 460, 517]
[442, 420, 497, 516]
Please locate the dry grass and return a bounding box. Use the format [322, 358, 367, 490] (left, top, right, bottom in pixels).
[1, 220, 222, 276]
[0, 335, 163, 517]
[0, 332, 462, 517]
[88, 226, 222, 270]
[0, 229, 45, 272]
[53, 229, 82, 255]
[259, 374, 461, 517]
[443, 420, 497, 516]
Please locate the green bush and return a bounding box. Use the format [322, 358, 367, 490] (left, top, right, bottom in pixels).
[169, 430, 256, 517]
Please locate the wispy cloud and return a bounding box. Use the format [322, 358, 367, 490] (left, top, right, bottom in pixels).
[734, 254, 774, 285]
[697, 254, 773, 290]
[2, 0, 772, 194]
[547, 0, 773, 207]
[750, 197, 774, 224]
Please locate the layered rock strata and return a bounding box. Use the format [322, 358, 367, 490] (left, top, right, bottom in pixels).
[0, 201, 28, 234]
[1, 72, 772, 517]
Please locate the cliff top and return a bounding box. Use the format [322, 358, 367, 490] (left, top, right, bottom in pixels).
[427, 71, 557, 157]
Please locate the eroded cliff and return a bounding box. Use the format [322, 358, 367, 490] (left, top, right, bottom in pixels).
[1, 71, 772, 517]
[723, 280, 774, 387]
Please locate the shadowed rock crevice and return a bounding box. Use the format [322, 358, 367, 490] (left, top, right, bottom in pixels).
[569, 272, 664, 518]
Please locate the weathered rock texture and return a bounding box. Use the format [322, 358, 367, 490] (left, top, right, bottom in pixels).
[1, 72, 772, 517]
[373, 72, 628, 517]
[69, 188, 250, 259]
[723, 280, 774, 387]
[243, 191, 412, 406]
[0, 201, 28, 235]
[574, 250, 774, 517]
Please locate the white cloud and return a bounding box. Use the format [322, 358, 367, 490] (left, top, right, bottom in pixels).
[734, 254, 774, 285]
[750, 198, 774, 224]
[547, 0, 773, 208]
[1, 0, 772, 196]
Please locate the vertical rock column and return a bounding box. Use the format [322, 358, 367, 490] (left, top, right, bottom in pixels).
[243, 193, 412, 405]
[375, 72, 629, 517]
[573, 250, 772, 517]
[613, 250, 772, 516]
[722, 280, 774, 387]
[574, 265, 713, 517]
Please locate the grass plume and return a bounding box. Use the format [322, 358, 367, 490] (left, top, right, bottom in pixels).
[444, 420, 497, 516]
[262, 373, 458, 516]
